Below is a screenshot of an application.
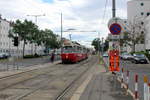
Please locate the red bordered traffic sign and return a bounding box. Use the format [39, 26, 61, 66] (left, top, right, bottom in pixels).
[109, 23, 122, 35]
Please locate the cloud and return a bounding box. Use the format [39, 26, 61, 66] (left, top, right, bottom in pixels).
[0, 0, 127, 47]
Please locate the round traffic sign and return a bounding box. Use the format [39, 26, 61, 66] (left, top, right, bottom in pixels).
[109, 23, 122, 35]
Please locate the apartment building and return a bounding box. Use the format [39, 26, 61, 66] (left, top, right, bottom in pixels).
[0, 17, 44, 56]
[127, 0, 150, 52]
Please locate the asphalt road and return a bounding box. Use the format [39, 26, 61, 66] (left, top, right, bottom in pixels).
[103, 57, 150, 100]
[0, 55, 61, 71]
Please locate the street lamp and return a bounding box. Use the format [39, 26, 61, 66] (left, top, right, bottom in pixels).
[27, 14, 45, 24]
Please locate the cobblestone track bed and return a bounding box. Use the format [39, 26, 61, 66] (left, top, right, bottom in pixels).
[0, 64, 61, 91]
[0, 56, 93, 100]
[54, 56, 97, 100]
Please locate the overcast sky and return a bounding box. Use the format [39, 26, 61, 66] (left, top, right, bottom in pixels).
[0, 0, 128, 47]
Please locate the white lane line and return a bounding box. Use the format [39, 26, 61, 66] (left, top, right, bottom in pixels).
[70, 75, 93, 100]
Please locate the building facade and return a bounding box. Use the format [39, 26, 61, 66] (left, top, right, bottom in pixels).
[127, 0, 150, 22]
[127, 0, 150, 52]
[145, 16, 150, 50]
[0, 17, 45, 56]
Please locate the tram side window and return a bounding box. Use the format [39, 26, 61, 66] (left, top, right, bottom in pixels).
[77, 46, 82, 53]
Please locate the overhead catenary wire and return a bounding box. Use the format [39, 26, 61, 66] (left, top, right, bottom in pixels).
[101, 0, 109, 24]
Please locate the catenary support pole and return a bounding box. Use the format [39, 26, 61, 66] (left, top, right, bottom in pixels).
[112, 0, 116, 18]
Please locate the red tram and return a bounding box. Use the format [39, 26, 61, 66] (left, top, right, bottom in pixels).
[61, 40, 88, 63]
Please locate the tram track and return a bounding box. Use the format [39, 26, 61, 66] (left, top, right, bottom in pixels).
[14, 59, 90, 100]
[0, 63, 62, 91]
[55, 56, 97, 100]
[0, 57, 92, 100]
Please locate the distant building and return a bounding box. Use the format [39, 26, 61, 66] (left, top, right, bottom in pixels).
[0, 16, 44, 56]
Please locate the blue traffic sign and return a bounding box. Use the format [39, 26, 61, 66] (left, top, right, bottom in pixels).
[109, 23, 122, 35]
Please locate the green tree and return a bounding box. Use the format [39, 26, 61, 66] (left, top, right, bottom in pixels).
[9, 19, 38, 57]
[41, 29, 60, 49]
[103, 39, 109, 52]
[91, 38, 101, 51]
[120, 32, 144, 52]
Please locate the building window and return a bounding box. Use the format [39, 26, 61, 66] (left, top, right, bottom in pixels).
[141, 12, 144, 16]
[147, 12, 150, 16]
[124, 21, 127, 23]
[141, 31, 144, 34]
[141, 22, 144, 25]
[141, 3, 144, 6]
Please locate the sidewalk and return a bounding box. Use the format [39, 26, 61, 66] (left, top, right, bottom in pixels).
[71, 61, 133, 100]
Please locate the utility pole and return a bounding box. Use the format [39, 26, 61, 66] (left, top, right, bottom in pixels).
[98, 32, 100, 61]
[27, 14, 45, 55]
[61, 13, 63, 54]
[102, 37, 104, 55]
[112, 0, 116, 18]
[69, 34, 72, 41]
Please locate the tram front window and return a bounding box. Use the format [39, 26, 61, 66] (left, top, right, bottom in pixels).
[63, 46, 75, 53]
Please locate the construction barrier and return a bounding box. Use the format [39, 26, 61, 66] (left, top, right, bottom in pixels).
[121, 68, 124, 88]
[148, 83, 150, 100]
[126, 70, 129, 92]
[144, 76, 148, 100]
[135, 74, 138, 100]
[109, 50, 120, 72]
[103, 56, 150, 100]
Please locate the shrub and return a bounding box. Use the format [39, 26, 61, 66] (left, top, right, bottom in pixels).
[23, 54, 40, 59]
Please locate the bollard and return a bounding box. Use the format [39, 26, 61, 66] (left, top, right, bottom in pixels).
[144, 76, 148, 100]
[148, 83, 150, 100]
[121, 68, 124, 88]
[126, 70, 129, 94]
[135, 74, 138, 100]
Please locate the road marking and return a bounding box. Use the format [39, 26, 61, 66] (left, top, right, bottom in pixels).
[70, 75, 93, 100]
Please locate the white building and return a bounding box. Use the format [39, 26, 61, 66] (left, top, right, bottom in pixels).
[127, 0, 150, 22]
[127, 0, 150, 52]
[0, 17, 45, 56]
[145, 16, 150, 50]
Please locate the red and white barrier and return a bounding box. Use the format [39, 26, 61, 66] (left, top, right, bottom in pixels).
[121, 68, 124, 88]
[144, 76, 148, 100]
[135, 74, 138, 100]
[148, 83, 150, 100]
[126, 70, 129, 92]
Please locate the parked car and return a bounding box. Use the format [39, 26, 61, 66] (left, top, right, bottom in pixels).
[0, 53, 11, 59]
[102, 53, 109, 57]
[4, 53, 11, 58]
[132, 54, 148, 64]
[121, 53, 133, 60]
[0, 53, 4, 59]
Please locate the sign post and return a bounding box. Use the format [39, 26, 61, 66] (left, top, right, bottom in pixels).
[109, 22, 121, 72]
